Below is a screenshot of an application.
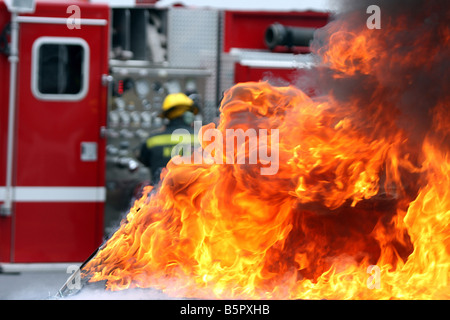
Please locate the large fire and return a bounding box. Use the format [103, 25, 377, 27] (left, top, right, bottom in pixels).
[82, 0, 449, 299]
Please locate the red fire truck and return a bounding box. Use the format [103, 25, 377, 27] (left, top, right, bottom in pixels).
[0, 0, 328, 263]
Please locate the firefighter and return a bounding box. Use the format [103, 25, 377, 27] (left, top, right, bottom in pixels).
[138, 92, 198, 184]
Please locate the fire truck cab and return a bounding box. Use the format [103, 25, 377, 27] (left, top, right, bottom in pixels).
[0, 0, 328, 263]
[0, 0, 110, 262]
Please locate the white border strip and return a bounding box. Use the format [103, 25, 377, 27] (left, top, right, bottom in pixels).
[239, 59, 315, 69]
[16, 16, 108, 26]
[0, 263, 81, 273]
[0, 187, 106, 202]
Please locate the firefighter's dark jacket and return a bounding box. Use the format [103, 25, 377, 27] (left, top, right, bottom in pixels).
[139, 117, 195, 183]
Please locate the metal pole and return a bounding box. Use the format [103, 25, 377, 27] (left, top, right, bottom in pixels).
[1, 11, 19, 216]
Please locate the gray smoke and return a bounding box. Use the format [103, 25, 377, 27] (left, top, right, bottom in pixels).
[297, 0, 450, 155]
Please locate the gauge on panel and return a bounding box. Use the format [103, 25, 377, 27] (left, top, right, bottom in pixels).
[135, 78, 150, 98]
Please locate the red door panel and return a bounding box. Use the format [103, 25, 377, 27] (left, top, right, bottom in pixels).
[16, 24, 108, 187]
[2, 2, 110, 262]
[14, 202, 104, 262]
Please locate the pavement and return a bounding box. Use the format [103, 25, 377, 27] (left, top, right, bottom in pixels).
[0, 262, 177, 300]
[0, 263, 80, 300]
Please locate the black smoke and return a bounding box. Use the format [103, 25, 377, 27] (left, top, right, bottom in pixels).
[298, 0, 449, 155]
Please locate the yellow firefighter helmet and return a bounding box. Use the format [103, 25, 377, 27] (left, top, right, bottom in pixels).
[160, 93, 198, 119]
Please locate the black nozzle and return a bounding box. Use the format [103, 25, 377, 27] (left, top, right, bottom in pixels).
[265, 23, 316, 50]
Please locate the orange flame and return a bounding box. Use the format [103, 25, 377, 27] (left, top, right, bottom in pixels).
[83, 1, 450, 299]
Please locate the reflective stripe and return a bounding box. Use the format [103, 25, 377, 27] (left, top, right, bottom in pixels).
[16, 16, 108, 26]
[146, 133, 195, 148]
[0, 187, 106, 202]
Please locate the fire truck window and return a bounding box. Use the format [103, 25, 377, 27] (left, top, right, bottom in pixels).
[37, 44, 84, 95]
